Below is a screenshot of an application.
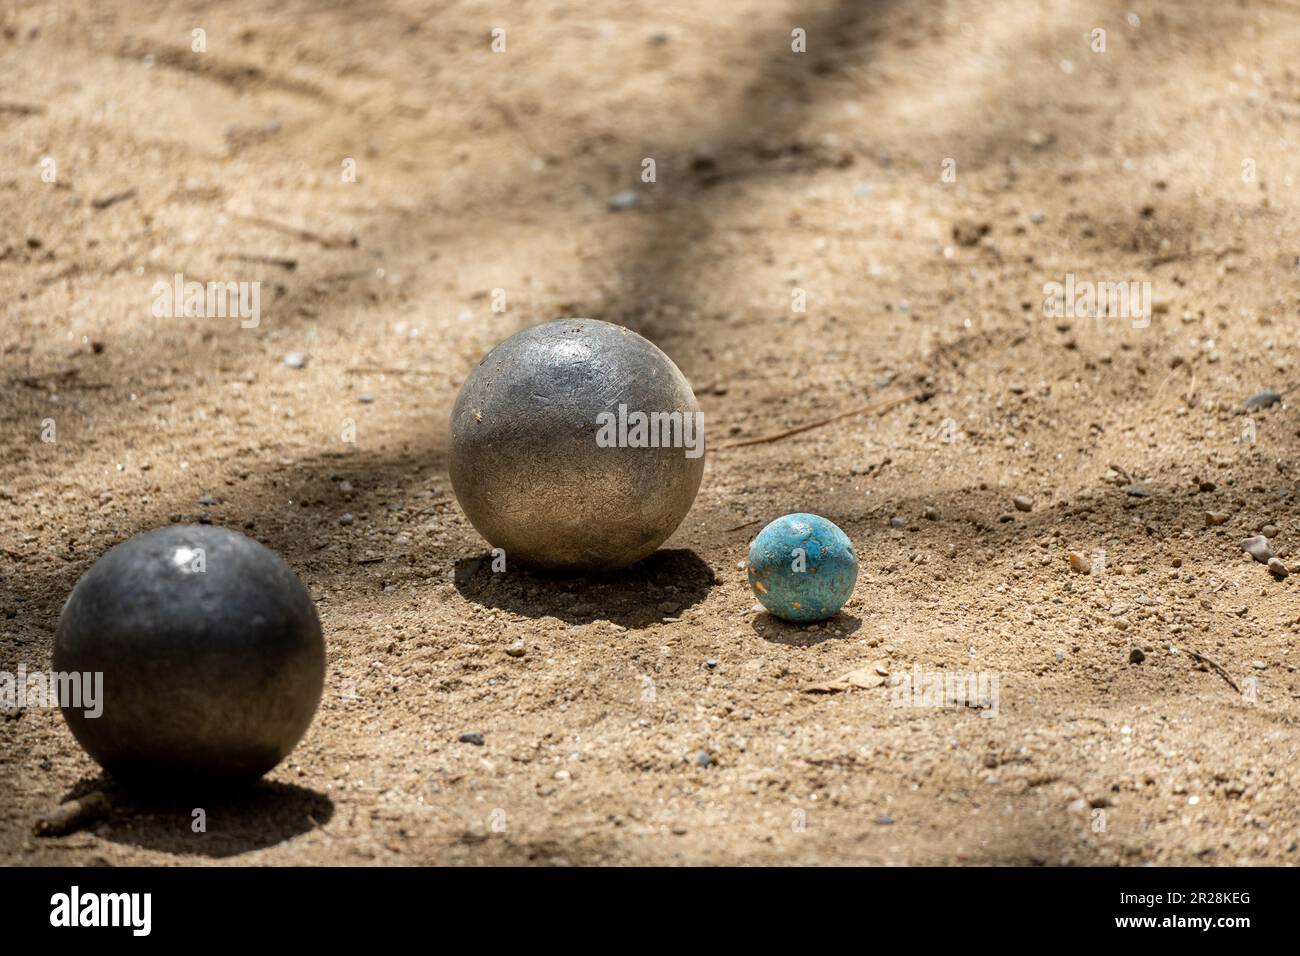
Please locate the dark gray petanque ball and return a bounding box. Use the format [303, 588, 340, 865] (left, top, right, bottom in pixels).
[450, 318, 705, 572]
[53, 525, 325, 785]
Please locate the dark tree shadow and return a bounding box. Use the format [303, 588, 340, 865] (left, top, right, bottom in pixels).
[453, 548, 717, 629]
[751, 611, 861, 646]
[613, 0, 896, 336]
[65, 775, 334, 859]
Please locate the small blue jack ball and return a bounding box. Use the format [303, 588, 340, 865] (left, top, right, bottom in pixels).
[748, 513, 858, 623]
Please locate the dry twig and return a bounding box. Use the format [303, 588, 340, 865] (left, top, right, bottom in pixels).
[218, 252, 297, 271]
[719, 392, 919, 449]
[91, 187, 137, 211]
[345, 366, 438, 376]
[237, 214, 357, 249]
[1186, 649, 1241, 694]
[34, 791, 112, 837]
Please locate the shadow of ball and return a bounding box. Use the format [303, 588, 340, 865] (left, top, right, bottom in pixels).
[53, 525, 325, 786]
[450, 319, 705, 572]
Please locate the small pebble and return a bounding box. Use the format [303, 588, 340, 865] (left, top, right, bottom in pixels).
[874, 814, 895, 826]
[694, 751, 712, 768]
[1125, 484, 1152, 498]
[1068, 551, 1091, 574]
[458, 732, 485, 746]
[338, 513, 355, 525]
[197, 511, 212, 525]
[607, 190, 639, 211]
[1261, 524, 1280, 538]
[922, 506, 939, 520]
[1204, 511, 1229, 527]
[889, 516, 906, 529]
[1241, 535, 1273, 563]
[1244, 389, 1281, 410]
[283, 352, 308, 369]
[357, 393, 374, 404]
[1013, 495, 1033, 512]
[198, 494, 216, 506]
[1128, 647, 1145, 664]
[1267, 557, 1289, 579]
[505, 639, 526, 657]
[705, 658, 718, 669]
[953, 219, 991, 245]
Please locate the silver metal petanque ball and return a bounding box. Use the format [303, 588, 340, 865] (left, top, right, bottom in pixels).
[450, 318, 705, 572]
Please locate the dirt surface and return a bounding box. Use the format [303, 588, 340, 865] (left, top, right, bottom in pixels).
[3, 0, 1300, 866]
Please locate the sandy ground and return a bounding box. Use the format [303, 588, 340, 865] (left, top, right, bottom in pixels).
[2, 0, 1300, 865]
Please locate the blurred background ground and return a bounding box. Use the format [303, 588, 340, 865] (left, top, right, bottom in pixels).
[2, 0, 1299, 865]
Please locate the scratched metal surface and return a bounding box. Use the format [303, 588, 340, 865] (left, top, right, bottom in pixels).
[54, 525, 325, 784]
[449, 319, 705, 572]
